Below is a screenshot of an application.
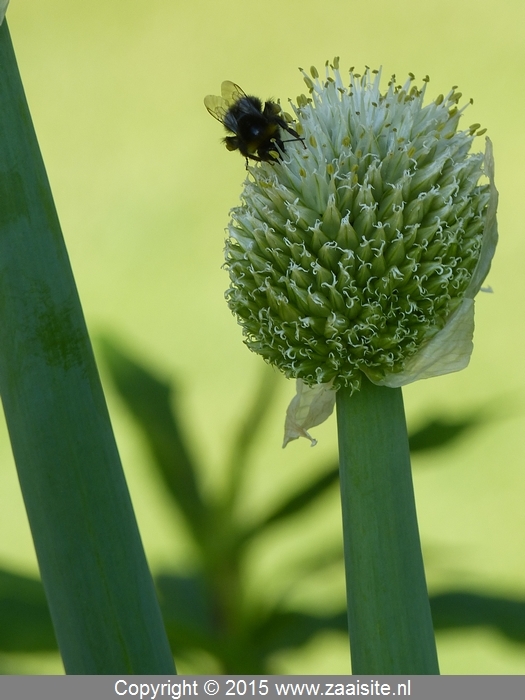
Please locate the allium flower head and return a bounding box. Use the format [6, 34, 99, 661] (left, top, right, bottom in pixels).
[224, 61, 498, 443]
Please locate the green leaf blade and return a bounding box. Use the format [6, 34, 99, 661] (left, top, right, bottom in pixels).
[0, 22, 175, 673]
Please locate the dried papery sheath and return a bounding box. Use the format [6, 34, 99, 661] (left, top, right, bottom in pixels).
[224, 62, 498, 444]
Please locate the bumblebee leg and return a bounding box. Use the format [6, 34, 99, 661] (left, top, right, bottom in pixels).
[283, 125, 306, 149]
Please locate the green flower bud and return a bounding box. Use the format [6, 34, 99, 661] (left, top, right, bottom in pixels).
[223, 63, 498, 444]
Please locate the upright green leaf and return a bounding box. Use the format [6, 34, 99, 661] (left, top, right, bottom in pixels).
[0, 21, 175, 673]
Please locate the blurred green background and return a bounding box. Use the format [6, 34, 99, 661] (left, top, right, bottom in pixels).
[1, 0, 524, 674]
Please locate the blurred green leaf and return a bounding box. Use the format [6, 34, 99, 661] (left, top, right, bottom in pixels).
[99, 336, 206, 542]
[95, 335, 522, 672]
[0, 569, 57, 653]
[157, 573, 216, 651]
[225, 366, 280, 509]
[409, 414, 486, 453]
[244, 466, 339, 541]
[431, 591, 525, 643]
[253, 609, 347, 656]
[290, 546, 344, 580]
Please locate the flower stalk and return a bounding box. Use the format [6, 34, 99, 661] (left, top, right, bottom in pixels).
[221, 59, 498, 671]
[337, 377, 439, 673]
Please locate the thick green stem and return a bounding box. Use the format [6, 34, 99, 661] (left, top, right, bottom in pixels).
[336, 376, 439, 673]
[0, 21, 175, 673]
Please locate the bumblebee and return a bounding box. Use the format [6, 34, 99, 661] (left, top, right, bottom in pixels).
[204, 81, 304, 164]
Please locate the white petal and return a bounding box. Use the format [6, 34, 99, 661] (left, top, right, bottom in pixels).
[283, 378, 336, 447]
[370, 298, 475, 388]
[465, 137, 499, 298]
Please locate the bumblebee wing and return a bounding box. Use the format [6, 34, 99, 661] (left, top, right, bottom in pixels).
[221, 81, 247, 105]
[204, 94, 229, 123]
